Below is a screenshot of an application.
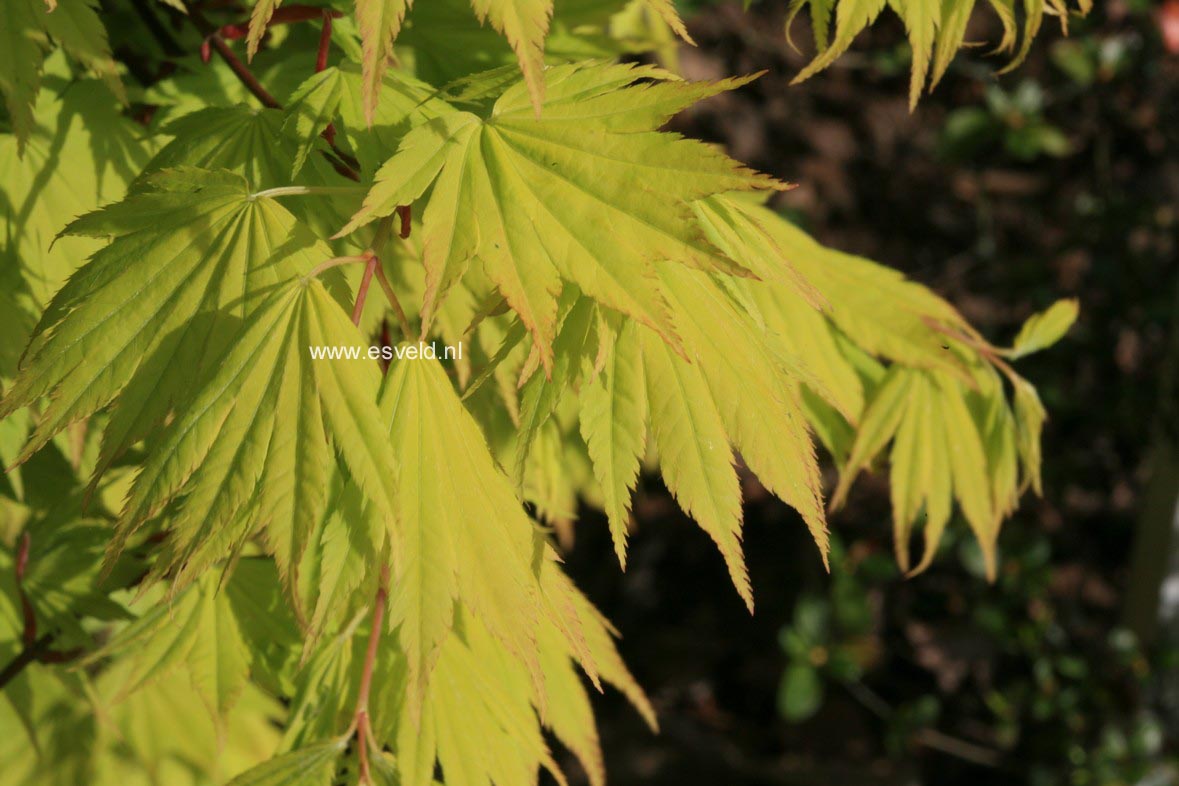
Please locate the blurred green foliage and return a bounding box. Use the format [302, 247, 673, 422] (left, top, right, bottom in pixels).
[778, 529, 1177, 782]
[777, 539, 893, 722]
[940, 82, 1072, 162]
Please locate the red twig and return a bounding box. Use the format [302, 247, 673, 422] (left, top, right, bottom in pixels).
[343, 239, 413, 340]
[353, 253, 378, 325]
[206, 34, 281, 108]
[354, 564, 390, 785]
[188, 8, 360, 180]
[217, 23, 248, 40]
[396, 205, 412, 239]
[0, 532, 86, 689]
[0, 635, 54, 688]
[15, 532, 29, 580]
[316, 11, 333, 73]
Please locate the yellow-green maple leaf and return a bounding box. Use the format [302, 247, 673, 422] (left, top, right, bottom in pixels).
[110, 276, 398, 592]
[338, 63, 784, 373]
[0, 168, 317, 470]
[386, 573, 652, 786]
[578, 319, 647, 568]
[788, 0, 1091, 106]
[378, 352, 546, 710]
[0, 0, 122, 150]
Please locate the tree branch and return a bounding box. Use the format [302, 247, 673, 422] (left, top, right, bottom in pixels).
[186, 7, 360, 180]
[188, 7, 273, 101]
[396, 205, 411, 239]
[0, 532, 83, 690]
[200, 30, 281, 108]
[0, 634, 55, 690]
[316, 11, 333, 73]
[352, 255, 378, 326]
[353, 563, 390, 784]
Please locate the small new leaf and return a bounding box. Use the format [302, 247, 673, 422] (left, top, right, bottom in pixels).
[355, 0, 412, 124]
[1008, 298, 1079, 359]
[284, 68, 347, 176]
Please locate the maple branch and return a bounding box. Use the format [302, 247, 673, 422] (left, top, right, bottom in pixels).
[396, 205, 412, 239]
[316, 11, 333, 73]
[192, 16, 281, 109]
[187, 8, 361, 180]
[352, 255, 378, 325]
[353, 563, 390, 785]
[210, 37, 279, 106]
[0, 532, 84, 690]
[0, 633, 84, 690]
[0, 634, 55, 690]
[323, 154, 363, 182]
[365, 217, 414, 340]
[305, 226, 412, 339]
[316, 12, 343, 146]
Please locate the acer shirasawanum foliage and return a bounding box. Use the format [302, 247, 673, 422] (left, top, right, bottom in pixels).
[0, 1, 1079, 784]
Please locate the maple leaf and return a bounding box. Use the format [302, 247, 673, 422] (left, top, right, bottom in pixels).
[78, 563, 298, 724]
[378, 351, 546, 709]
[387, 572, 651, 786]
[0, 168, 325, 471]
[578, 319, 647, 568]
[787, 0, 1092, 105]
[471, 0, 554, 113]
[626, 269, 826, 610]
[713, 197, 1070, 579]
[0, 3, 1080, 784]
[225, 739, 348, 786]
[283, 67, 348, 177]
[338, 63, 785, 374]
[146, 107, 303, 192]
[0, 0, 122, 150]
[343, 0, 554, 121]
[293, 472, 374, 642]
[0, 71, 152, 333]
[353, 0, 412, 125]
[1008, 298, 1079, 360]
[720, 196, 979, 378]
[110, 275, 399, 592]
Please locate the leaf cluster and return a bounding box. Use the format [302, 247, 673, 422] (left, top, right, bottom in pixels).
[0, 2, 1077, 784]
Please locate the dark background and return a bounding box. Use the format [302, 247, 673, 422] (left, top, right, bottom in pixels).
[559, 1, 1179, 783]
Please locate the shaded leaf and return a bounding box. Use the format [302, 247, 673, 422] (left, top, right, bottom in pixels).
[226, 738, 348, 786]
